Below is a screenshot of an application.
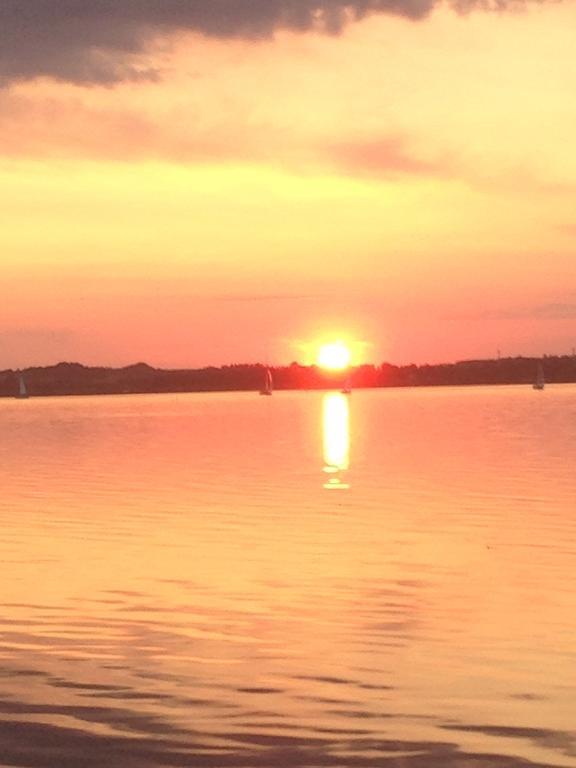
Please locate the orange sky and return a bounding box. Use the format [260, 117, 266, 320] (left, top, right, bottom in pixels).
[1, 3, 576, 368]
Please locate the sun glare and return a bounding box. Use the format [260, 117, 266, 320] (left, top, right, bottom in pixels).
[317, 342, 351, 370]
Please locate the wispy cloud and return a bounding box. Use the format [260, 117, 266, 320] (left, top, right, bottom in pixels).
[324, 136, 449, 179]
[530, 303, 576, 320]
[449, 299, 576, 322]
[0, 89, 277, 163]
[0, 91, 452, 184]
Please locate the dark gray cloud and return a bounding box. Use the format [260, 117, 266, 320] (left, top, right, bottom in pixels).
[0, 0, 522, 86]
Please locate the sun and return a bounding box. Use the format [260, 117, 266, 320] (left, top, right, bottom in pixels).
[317, 342, 351, 370]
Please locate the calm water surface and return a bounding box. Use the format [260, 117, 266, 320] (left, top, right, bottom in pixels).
[0, 386, 575, 768]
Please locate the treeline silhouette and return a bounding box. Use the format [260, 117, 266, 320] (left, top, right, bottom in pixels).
[1, 356, 576, 398]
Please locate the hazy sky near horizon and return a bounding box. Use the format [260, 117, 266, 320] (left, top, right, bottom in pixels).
[1, 0, 576, 368]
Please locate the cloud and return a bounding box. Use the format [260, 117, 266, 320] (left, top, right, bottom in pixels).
[451, 299, 576, 322]
[0, 90, 448, 181]
[0, 0, 536, 86]
[325, 136, 448, 178]
[531, 302, 576, 320]
[0, 90, 261, 162]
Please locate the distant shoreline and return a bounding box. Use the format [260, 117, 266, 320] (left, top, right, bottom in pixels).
[1, 356, 575, 399]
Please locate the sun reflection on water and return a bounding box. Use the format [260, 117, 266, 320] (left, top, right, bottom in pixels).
[322, 392, 350, 490]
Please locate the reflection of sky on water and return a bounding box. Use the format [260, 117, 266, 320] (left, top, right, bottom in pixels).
[322, 392, 350, 490]
[0, 389, 575, 768]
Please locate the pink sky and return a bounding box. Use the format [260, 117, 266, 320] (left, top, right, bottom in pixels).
[1, 2, 575, 368]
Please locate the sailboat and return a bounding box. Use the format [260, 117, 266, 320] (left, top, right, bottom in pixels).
[259, 367, 273, 396]
[15, 370, 29, 399]
[340, 372, 351, 395]
[533, 361, 545, 391]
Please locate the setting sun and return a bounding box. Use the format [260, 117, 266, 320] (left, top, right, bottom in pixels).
[317, 342, 351, 370]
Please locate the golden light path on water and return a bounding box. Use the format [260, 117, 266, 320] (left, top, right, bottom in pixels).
[322, 392, 350, 490]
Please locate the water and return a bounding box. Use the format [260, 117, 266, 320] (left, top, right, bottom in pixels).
[0, 386, 575, 768]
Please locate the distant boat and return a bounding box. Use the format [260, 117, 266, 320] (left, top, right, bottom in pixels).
[533, 361, 545, 391]
[341, 372, 351, 395]
[15, 370, 29, 399]
[260, 367, 273, 396]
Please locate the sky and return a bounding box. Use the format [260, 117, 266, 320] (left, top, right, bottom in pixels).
[1, 0, 576, 369]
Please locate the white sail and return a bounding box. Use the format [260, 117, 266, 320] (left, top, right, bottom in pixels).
[260, 367, 273, 396]
[533, 362, 545, 390]
[341, 372, 351, 395]
[16, 371, 29, 399]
